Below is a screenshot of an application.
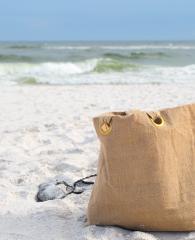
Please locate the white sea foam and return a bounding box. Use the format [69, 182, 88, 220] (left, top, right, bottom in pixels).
[43, 46, 92, 50]
[43, 44, 195, 50]
[0, 59, 98, 84]
[0, 59, 195, 85]
[99, 45, 195, 50]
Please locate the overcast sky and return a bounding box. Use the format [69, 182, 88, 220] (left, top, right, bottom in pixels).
[0, 0, 194, 41]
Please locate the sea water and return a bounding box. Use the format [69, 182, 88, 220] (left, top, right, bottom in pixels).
[0, 41, 195, 85]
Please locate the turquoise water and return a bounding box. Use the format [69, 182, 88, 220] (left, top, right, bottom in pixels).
[0, 41, 195, 85]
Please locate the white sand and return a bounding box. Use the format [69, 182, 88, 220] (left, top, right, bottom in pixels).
[0, 84, 195, 240]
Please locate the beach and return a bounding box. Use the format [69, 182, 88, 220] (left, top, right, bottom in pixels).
[0, 84, 195, 240]
[0, 41, 195, 239]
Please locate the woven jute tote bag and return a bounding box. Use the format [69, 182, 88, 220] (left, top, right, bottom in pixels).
[87, 103, 195, 231]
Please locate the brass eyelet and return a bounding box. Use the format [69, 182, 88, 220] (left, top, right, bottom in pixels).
[151, 115, 164, 127]
[99, 122, 112, 135]
[147, 113, 164, 127]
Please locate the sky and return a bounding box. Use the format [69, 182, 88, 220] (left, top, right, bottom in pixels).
[0, 0, 194, 41]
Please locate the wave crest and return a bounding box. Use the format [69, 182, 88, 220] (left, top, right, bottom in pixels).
[0, 59, 195, 85]
[94, 58, 138, 73]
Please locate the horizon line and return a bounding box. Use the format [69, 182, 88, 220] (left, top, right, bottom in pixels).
[0, 39, 195, 43]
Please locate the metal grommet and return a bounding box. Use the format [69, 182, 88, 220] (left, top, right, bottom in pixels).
[147, 113, 164, 127]
[151, 115, 164, 127]
[99, 121, 112, 135]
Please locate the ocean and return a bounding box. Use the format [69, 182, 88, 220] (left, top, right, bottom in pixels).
[0, 41, 195, 85]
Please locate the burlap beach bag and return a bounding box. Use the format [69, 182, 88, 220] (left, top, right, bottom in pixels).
[87, 103, 195, 231]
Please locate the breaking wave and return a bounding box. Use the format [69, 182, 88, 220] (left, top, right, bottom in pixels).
[0, 58, 139, 76]
[0, 58, 194, 85]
